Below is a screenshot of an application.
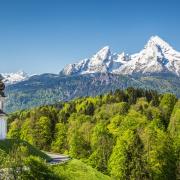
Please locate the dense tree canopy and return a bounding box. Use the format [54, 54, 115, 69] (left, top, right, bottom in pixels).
[7, 88, 180, 179]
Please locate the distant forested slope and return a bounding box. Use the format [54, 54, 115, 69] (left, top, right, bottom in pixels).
[5, 73, 180, 112]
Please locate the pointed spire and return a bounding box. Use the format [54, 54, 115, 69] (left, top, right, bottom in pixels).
[94, 46, 111, 61]
[146, 35, 173, 50]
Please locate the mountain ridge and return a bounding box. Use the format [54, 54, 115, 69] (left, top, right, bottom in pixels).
[2, 70, 29, 84]
[2, 36, 180, 86]
[5, 72, 180, 112]
[61, 36, 180, 76]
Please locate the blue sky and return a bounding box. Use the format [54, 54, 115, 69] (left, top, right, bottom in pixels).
[0, 0, 180, 74]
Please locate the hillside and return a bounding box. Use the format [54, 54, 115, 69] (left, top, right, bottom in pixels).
[7, 88, 180, 179]
[0, 139, 109, 179]
[5, 73, 180, 112]
[53, 159, 111, 180]
[0, 139, 51, 161]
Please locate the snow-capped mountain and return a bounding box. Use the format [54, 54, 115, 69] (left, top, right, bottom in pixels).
[61, 36, 180, 76]
[1, 71, 29, 84]
[61, 46, 128, 75]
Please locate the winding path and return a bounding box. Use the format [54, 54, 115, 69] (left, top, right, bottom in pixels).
[46, 152, 70, 165]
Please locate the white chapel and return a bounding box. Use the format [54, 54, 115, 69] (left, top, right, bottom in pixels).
[0, 75, 7, 140]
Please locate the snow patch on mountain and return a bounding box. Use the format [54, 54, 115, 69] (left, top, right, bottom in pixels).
[61, 36, 180, 76]
[2, 71, 29, 84]
[117, 36, 180, 75]
[62, 46, 129, 75]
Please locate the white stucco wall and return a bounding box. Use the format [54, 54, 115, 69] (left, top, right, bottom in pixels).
[0, 97, 4, 110]
[0, 119, 7, 140]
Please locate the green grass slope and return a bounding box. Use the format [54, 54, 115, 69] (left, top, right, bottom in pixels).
[53, 159, 111, 180]
[0, 139, 51, 161]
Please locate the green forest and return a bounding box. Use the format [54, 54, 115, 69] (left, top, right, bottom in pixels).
[7, 87, 180, 179]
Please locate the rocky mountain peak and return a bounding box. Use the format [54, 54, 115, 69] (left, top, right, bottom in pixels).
[61, 36, 180, 76]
